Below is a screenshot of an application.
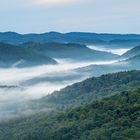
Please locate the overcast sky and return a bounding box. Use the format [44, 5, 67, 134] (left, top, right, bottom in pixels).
[0, 0, 140, 34]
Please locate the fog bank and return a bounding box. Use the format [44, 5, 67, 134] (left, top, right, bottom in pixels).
[0, 58, 124, 119]
[87, 45, 130, 55]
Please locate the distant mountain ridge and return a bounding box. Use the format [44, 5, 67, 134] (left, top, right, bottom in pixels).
[71, 46, 140, 77]
[0, 42, 57, 67]
[1, 31, 140, 47]
[21, 42, 118, 61]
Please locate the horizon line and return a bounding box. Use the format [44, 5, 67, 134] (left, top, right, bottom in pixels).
[0, 31, 140, 35]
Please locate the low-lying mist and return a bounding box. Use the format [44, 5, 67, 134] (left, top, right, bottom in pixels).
[87, 45, 131, 55]
[0, 55, 129, 120]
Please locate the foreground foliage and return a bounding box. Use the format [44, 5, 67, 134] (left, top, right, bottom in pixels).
[0, 88, 140, 140]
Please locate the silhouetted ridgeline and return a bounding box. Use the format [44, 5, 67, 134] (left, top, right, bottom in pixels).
[1, 32, 140, 47]
[21, 42, 118, 61]
[0, 42, 57, 67]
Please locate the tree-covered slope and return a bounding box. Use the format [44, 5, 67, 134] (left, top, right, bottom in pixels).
[122, 45, 140, 58]
[37, 70, 140, 108]
[127, 53, 140, 62]
[0, 43, 57, 67]
[0, 88, 140, 140]
[119, 53, 140, 68]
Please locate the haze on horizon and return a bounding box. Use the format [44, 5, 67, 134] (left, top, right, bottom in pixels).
[0, 0, 140, 34]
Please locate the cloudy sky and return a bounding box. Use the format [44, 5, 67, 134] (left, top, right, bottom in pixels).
[0, 0, 140, 33]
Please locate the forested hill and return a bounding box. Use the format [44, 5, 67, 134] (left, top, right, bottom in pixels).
[0, 88, 140, 140]
[0, 42, 57, 67]
[37, 70, 140, 108]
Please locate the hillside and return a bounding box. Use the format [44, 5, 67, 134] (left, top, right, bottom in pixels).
[0, 88, 140, 140]
[122, 54, 140, 68]
[117, 52, 140, 68]
[0, 43, 57, 67]
[35, 70, 140, 109]
[130, 54, 140, 61]
[122, 45, 140, 58]
[73, 51, 140, 79]
[21, 42, 118, 61]
[109, 39, 140, 47]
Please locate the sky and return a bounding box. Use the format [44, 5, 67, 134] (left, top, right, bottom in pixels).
[0, 0, 140, 34]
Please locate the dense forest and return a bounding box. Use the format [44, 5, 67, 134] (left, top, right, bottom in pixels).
[0, 88, 140, 140]
[34, 70, 140, 109]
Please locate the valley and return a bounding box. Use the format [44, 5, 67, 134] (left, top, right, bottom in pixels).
[0, 32, 140, 140]
[1, 0, 140, 139]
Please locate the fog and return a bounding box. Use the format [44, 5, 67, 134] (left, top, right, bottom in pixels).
[87, 45, 130, 55]
[0, 59, 119, 85]
[0, 56, 129, 120]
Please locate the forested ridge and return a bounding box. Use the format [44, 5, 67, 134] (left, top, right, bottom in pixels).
[36, 70, 140, 109]
[0, 71, 140, 140]
[0, 42, 57, 67]
[0, 88, 140, 140]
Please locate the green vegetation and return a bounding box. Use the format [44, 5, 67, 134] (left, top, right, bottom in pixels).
[36, 70, 140, 109]
[0, 88, 140, 140]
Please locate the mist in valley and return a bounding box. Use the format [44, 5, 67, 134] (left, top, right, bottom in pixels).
[0, 46, 133, 120]
[87, 45, 131, 55]
[0, 0, 140, 138]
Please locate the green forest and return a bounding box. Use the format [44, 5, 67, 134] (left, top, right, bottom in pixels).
[35, 70, 140, 109]
[0, 88, 140, 140]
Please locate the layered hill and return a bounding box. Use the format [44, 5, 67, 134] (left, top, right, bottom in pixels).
[0, 43, 57, 67]
[21, 42, 118, 61]
[122, 45, 140, 58]
[124, 54, 140, 67]
[117, 48, 140, 68]
[72, 46, 140, 78]
[0, 88, 140, 140]
[1, 32, 140, 47]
